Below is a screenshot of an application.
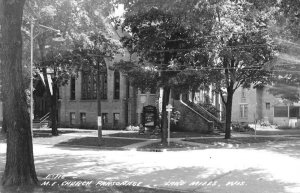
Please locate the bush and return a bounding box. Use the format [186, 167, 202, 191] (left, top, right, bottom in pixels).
[232, 122, 254, 132]
[276, 125, 300, 130]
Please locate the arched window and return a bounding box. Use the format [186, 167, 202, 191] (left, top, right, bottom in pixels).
[81, 69, 97, 100]
[101, 69, 107, 99]
[114, 70, 120, 99]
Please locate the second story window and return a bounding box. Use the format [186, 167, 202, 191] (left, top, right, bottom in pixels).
[70, 77, 76, 100]
[114, 70, 120, 99]
[240, 104, 248, 118]
[266, 102, 270, 110]
[82, 70, 97, 100]
[101, 72, 107, 99]
[241, 89, 246, 102]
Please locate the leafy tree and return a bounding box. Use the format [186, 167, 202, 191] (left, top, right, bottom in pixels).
[115, 0, 213, 144]
[268, 0, 300, 102]
[202, 0, 277, 139]
[73, 32, 122, 144]
[22, 0, 115, 135]
[0, 0, 38, 185]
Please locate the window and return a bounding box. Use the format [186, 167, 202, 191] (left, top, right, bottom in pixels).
[274, 106, 288, 117]
[240, 104, 248, 118]
[114, 71, 120, 99]
[102, 113, 108, 124]
[289, 106, 300, 118]
[113, 113, 120, 126]
[82, 70, 97, 100]
[241, 89, 246, 102]
[266, 103, 270, 110]
[70, 77, 76, 100]
[101, 72, 107, 99]
[126, 80, 130, 98]
[70, 112, 76, 125]
[80, 113, 86, 125]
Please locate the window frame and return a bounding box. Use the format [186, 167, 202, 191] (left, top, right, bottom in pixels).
[70, 112, 76, 125]
[70, 77, 76, 100]
[114, 71, 120, 99]
[240, 104, 248, 118]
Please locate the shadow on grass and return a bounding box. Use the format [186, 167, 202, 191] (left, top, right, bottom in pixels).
[33, 130, 93, 138]
[1, 168, 291, 193]
[139, 142, 200, 150]
[55, 137, 145, 148]
[109, 131, 220, 139]
[185, 136, 299, 145]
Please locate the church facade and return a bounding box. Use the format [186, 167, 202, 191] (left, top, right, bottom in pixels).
[58, 65, 158, 129]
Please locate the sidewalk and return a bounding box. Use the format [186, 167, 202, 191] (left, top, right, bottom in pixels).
[31, 128, 300, 151]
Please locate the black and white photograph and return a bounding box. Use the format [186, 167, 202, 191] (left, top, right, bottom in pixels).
[0, 0, 300, 192]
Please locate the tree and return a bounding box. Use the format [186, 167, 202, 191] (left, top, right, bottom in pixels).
[38, 48, 81, 135]
[0, 0, 38, 186]
[267, 0, 300, 102]
[22, 0, 115, 135]
[73, 32, 121, 144]
[203, 0, 277, 139]
[115, 0, 213, 144]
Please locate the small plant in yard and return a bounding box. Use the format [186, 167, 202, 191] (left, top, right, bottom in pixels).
[232, 122, 254, 132]
[276, 125, 300, 130]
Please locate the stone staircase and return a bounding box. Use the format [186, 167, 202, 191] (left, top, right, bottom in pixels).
[181, 99, 224, 132]
[33, 112, 51, 129]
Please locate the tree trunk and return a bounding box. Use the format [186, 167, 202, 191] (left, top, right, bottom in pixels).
[161, 86, 170, 145]
[224, 90, 233, 139]
[51, 80, 58, 136]
[0, 0, 38, 186]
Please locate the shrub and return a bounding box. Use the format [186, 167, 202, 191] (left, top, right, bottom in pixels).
[232, 122, 254, 132]
[276, 125, 300, 130]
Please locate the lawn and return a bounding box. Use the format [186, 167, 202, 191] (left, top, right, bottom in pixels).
[185, 136, 298, 145]
[139, 141, 200, 150]
[57, 137, 145, 148]
[33, 129, 93, 138]
[109, 131, 220, 139]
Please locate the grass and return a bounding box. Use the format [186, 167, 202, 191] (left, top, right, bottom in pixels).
[140, 141, 200, 150]
[185, 136, 298, 145]
[109, 131, 220, 139]
[33, 129, 93, 138]
[57, 137, 145, 148]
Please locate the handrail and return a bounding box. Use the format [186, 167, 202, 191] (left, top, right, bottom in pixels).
[40, 112, 50, 123]
[34, 112, 50, 123]
[180, 99, 213, 124]
[191, 102, 222, 124]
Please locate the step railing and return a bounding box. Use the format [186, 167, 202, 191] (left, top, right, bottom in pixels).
[33, 112, 51, 128]
[180, 98, 224, 131]
[179, 99, 214, 130]
[187, 101, 222, 124]
[39, 112, 50, 123]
